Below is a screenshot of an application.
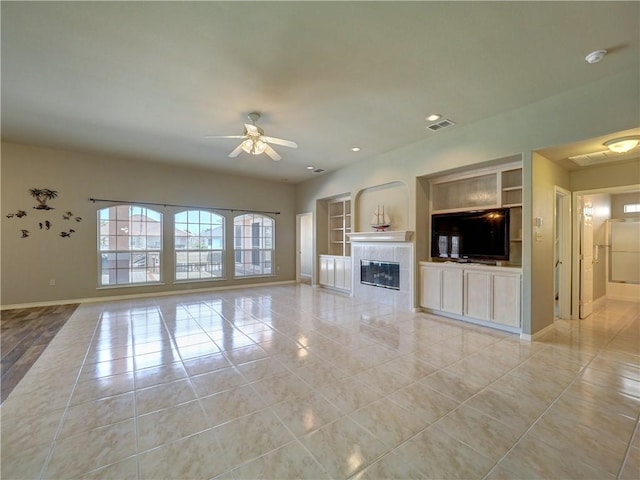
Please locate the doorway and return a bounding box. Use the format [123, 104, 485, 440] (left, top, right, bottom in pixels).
[296, 212, 313, 284]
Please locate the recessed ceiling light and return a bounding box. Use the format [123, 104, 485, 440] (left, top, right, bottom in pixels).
[306, 166, 314, 170]
[426, 114, 441, 122]
[351, 147, 361, 152]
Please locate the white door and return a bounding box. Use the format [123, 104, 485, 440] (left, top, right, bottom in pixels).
[296, 213, 313, 283]
[555, 187, 572, 319]
[579, 202, 594, 318]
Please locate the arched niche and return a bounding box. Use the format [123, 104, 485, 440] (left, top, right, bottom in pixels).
[355, 181, 409, 232]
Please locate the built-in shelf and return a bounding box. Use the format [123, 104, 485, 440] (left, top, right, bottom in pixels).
[429, 161, 523, 266]
[501, 168, 522, 207]
[328, 197, 351, 256]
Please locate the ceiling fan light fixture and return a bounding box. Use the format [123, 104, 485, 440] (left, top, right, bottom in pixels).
[253, 139, 267, 154]
[604, 136, 640, 153]
[241, 139, 254, 153]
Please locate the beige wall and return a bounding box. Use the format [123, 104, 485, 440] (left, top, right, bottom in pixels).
[531, 153, 571, 333]
[571, 159, 640, 192]
[1, 142, 296, 306]
[296, 69, 639, 335]
[612, 191, 640, 218]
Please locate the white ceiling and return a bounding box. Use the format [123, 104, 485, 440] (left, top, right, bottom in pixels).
[2, 2, 639, 183]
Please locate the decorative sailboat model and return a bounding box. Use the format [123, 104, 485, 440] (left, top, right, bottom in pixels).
[371, 205, 391, 232]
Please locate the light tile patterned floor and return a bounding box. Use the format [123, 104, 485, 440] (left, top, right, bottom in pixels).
[1, 284, 639, 479]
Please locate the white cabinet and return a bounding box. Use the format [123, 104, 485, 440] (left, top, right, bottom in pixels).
[319, 255, 335, 286]
[421, 262, 521, 331]
[420, 264, 442, 310]
[334, 256, 352, 291]
[491, 271, 521, 327]
[319, 255, 351, 292]
[420, 264, 463, 314]
[464, 270, 492, 321]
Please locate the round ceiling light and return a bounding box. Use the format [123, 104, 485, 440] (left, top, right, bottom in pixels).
[351, 147, 361, 152]
[604, 136, 640, 153]
[585, 49, 607, 64]
[426, 114, 441, 122]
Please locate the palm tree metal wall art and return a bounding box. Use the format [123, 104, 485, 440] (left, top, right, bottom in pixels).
[29, 188, 58, 210]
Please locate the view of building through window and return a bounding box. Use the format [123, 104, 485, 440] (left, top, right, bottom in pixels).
[234, 214, 274, 277]
[174, 210, 224, 281]
[98, 205, 162, 286]
[97, 206, 276, 286]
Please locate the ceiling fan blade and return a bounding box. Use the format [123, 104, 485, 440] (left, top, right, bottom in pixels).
[264, 145, 282, 161]
[205, 135, 247, 139]
[228, 143, 244, 158]
[263, 136, 298, 149]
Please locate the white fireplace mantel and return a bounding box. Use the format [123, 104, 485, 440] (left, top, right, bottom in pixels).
[347, 231, 413, 242]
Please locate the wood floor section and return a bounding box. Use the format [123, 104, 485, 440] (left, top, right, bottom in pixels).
[1, 304, 79, 403]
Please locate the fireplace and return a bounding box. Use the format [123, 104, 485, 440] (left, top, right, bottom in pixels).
[348, 231, 414, 311]
[361, 260, 400, 290]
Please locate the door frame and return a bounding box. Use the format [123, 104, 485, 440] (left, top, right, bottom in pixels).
[554, 186, 571, 319]
[572, 184, 640, 317]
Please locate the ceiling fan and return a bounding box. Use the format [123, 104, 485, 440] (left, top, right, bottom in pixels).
[207, 112, 297, 161]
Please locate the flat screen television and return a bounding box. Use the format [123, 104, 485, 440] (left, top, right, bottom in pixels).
[431, 208, 510, 261]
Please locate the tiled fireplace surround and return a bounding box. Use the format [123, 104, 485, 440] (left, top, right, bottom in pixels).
[350, 232, 414, 311]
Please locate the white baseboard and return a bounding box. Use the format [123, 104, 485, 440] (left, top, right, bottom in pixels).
[520, 322, 555, 342]
[0, 280, 296, 311]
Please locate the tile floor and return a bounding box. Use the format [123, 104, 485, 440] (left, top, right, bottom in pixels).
[1, 304, 79, 402]
[1, 284, 639, 479]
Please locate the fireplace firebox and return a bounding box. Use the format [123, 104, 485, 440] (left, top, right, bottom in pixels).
[360, 260, 400, 290]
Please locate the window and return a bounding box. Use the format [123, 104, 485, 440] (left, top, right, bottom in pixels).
[98, 205, 162, 286]
[623, 203, 640, 213]
[174, 210, 224, 281]
[233, 214, 274, 277]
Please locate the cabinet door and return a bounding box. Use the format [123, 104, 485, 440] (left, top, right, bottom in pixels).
[464, 270, 491, 321]
[492, 272, 521, 327]
[342, 258, 352, 291]
[420, 266, 442, 310]
[319, 257, 335, 286]
[441, 268, 463, 314]
[334, 258, 350, 291]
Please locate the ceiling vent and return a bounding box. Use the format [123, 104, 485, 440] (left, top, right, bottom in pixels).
[427, 119, 456, 131]
[313, 168, 325, 173]
[569, 149, 639, 167]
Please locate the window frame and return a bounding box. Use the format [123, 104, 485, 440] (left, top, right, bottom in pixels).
[97, 205, 163, 287]
[174, 209, 225, 282]
[233, 213, 275, 278]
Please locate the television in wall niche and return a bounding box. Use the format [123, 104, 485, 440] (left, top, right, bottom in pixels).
[431, 208, 510, 262]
